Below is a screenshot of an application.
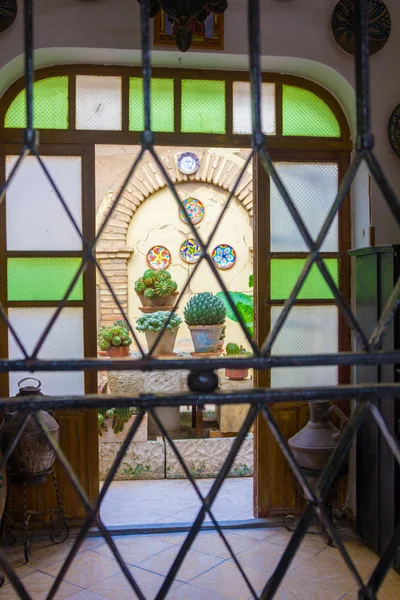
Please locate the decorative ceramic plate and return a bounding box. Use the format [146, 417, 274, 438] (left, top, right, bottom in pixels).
[177, 152, 200, 175]
[179, 198, 205, 225]
[211, 244, 236, 270]
[0, 0, 18, 34]
[146, 245, 171, 270]
[180, 239, 202, 264]
[388, 104, 400, 158]
[331, 0, 391, 56]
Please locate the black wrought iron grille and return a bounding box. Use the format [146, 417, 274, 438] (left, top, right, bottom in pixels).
[0, 0, 400, 599]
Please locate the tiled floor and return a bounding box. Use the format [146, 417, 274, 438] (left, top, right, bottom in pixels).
[100, 478, 254, 527]
[2, 526, 400, 599]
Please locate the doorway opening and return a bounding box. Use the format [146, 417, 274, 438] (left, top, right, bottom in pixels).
[95, 144, 255, 527]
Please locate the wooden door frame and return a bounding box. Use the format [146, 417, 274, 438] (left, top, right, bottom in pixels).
[0, 144, 98, 517]
[253, 150, 351, 517]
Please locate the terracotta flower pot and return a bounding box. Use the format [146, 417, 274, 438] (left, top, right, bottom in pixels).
[138, 291, 178, 308]
[189, 324, 223, 354]
[145, 328, 179, 355]
[225, 367, 249, 381]
[106, 345, 130, 358]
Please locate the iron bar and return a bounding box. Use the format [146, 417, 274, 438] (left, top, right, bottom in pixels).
[354, 0, 373, 150]
[0, 383, 398, 412]
[23, 0, 34, 146]
[2, 349, 400, 374]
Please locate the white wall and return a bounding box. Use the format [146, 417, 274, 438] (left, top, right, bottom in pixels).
[1, 0, 400, 245]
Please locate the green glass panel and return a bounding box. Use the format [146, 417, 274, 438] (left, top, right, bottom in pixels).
[5, 77, 69, 129]
[282, 85, 340, 137]
[271, 258, 339, 300]
[129, 78, 174, 132]
[8, 258, 83, 301]
[181, 79, 226, 134]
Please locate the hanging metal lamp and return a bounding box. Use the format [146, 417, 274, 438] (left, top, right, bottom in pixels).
[140, 1, 229, 52]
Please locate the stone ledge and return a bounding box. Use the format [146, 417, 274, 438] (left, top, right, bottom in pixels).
[99, 440, 165, 480]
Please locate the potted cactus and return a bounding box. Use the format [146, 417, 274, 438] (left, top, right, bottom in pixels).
[184, 292, 226, 354]
[98, 406, 147, 443]
[136, 311, 182, 355]
[135, 269, 178, 312]
[97, 320, 133, 357]
[225, 343, 252, 380]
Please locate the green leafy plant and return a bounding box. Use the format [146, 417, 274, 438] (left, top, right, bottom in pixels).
[134, 269, 178, 298]
[225, 342, 252, 356]
[216, 274, 254, 336]
[135, 311, 182, 333]
[98, 406, 138, 435]
[97, 321, 133, 351]
[184, 292, 226, 326]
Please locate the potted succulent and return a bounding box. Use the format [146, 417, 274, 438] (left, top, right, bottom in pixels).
[97, 320, 133, 357]
[225, 343, 252, 380]
[135, 269, 178, 311]
[98, 406, 147, 443]
[184, 292, 226, 354]
[136, 311, 182, 355]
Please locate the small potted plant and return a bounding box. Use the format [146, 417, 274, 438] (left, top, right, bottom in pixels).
[184, 292, 226, 354]
[225, 343, 252, 380]
[97, 320, 133, 357]
[135, 270, 178, 311]
[136, 311, 182, 355]
[98, 406, 147, 443]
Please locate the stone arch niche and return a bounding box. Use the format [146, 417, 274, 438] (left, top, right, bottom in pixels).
[96, 147, 253, 349]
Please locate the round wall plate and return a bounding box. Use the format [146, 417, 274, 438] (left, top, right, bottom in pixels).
[180, 239, 202, 264]
[177, 152, 200, 175]
[388, 104, 400, 158]
[0, 0, 18, 34]
[212, 244, 237, 270]
[146, 245, 171, 270]
[179, 198, 205, 225]
[331, 0, 391, 56]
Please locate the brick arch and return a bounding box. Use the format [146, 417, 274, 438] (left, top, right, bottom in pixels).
[96, 148, 253, 324]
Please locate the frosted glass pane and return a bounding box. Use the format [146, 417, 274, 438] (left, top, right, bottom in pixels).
[270, 162, 338, 252]
[76, 76, 122, 130]
[271, 259, 338, 300]
[5, 77, 68, 129]
[282, 85, 340, 137]
[8, 307, 84, 396]
[233, 82, 276, 134]
[271, 305, 338, 388]
[129, 78, 174, 132]
[6, 156, 82, 251]
[181, 80, 225, 134]
[8, 258, 83, 301]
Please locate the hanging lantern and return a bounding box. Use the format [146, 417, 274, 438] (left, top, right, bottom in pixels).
[0, 378, 59, 484]
[139, 0, 229, 52]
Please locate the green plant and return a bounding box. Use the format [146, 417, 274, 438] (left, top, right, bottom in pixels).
[134, 269, 178, 298]
[184, 292, 226, 326]
[226, 343, 252, 356]
[219, 325, 226, 341]
[98, 406, 138, 435]
[216, 274, 254, 336]
[135, 311, 182, 333]
[97, 321, 132, 351]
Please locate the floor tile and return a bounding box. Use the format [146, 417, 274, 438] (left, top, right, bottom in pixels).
[93, 535, 174, 564]
[166, 582, 235, 599]
[137, 545, 224, 582]
[229, 527, 278, 542]
[190, 559, 271, 600]
[265, 529, 328, 554]
[89, 565, 179, 600]
[1, 571, 81, 600]
[41, 550, 121, 588]
[235, 539, 315, 572]
[63, 591, 110, 600]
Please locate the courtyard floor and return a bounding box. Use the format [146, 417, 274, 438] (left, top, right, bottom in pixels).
[100, 477, 254, 527]
[2, 526, 400, 599]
